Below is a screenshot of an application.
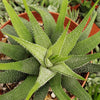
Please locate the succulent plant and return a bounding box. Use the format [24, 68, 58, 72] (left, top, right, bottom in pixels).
[85, 73, 100, 100]
[66, 8, 80, 23]
[79, 0, 92, 18]
[0, 0, 44, 27]
[0, 0, 100, 100]
[47, 0, 80, 23]
[69, 0, 81, 6]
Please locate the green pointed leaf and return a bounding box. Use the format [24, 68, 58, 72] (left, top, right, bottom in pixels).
[70, 31, 100, 55]
[20, 17, 33, 35]
[0, 57, 39, 75]
[1, 25, 18, 45]
[0, 70, 27, 83]
[62, 76, 92, 100]
[44, 47, 53, 68]
[51, 0, 69, 43]
[45, 58, 53, 68]
[50, 74, 71, 100]
[0, 76, 37, 100]
[74, 63, 100, 73]
[34, 83, 49, 100]
[32, 6, 56, 37]
[25, 66, 56, 100]
[78, 12, 97, 41]
[3, 0, 33, 42]
[50, 55, 71, 64]
[45, 47, 52, 58]
[1, 17, 34, 44]
[0, 42, 28, 60]
[5, 34, 47, 66]
[60, 0, 99, 57]
[65, 53, 100, 69]
[1, 25, 18, 36]
[23, 0, 51, 48]
[50, 63, 84, 80]
[51, 21, 70, 56]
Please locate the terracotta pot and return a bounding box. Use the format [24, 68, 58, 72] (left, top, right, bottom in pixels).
[70, 4, 80, 10]
[79, 16, 100, 37]
[89, 23, 100, 37]
[83, 17, 100, 37]
[0, 11, 90, 99]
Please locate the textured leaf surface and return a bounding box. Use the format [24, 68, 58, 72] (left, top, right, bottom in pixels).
[51, 21, 70, 56]
[0, 57, 39, 74]
[44, 47, 53, 68]
[0, 70, 27, 83]
[50, 74, 71, 100]
[3, 0, 33, 42]
[6, 34, 47, 66]
[78, 12, 97, 41]
[51, 0, 69, 43]
[50, 63, 84, 80]
[20, 17, 33, 35]
[34, 83, 49, 100]
[0, 76, 37, 100]
[32, 6, 56, 37]
[70, 31, 100, 55]
[60, 0, 99, 57]
[74, 63, 100, 73]
[1, 25, 18, 45]
[62, 76, 92, 100]
[23, 0, 51, 48]
[65, 53, 100, 69]
[51, 55, 71, 64]
[0, 42, 27, 60]
[2, 18, 34, 44]
[1, 26, 17, 36]
[26, 66, 56, 100]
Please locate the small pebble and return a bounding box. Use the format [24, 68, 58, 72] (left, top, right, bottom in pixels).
[2, 87, 6, 91]
[51, 92, 56, 98]
[4, 35, 8, 38]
